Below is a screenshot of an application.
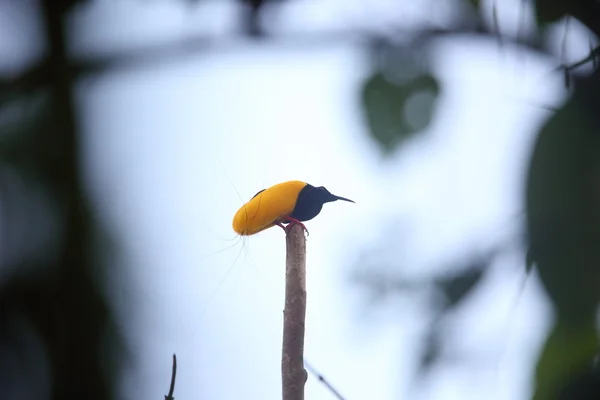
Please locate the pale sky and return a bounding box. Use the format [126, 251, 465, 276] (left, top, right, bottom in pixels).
[0, 1, 592, 399]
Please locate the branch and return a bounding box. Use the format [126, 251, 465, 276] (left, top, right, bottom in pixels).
[560, 45, 600, 73]
[282, 224, 308, 400]
[164, 354, 177, 400]
[0, 21, 554, 105]
[0, 61, 51, 97]
[304, 360, 347, 400]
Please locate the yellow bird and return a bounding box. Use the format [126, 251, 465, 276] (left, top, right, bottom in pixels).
[232, 180, 354, 236]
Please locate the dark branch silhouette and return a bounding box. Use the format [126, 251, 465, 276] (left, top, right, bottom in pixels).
[0, 21, 551, 107]
[164, 354, 177, 400]
[304, 360, 347, 400]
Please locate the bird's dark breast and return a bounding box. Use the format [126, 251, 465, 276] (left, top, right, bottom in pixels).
[289, 184, 323, 222]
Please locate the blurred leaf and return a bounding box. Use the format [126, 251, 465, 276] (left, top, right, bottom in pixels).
[360, 71, 440, 156]
[534, 0, 569, 26]
[238, 0, 289, 37]
[533, 319, 600, 400]
[526, 83, 600, 321]
[433, 261, 486, 312]
[350, 268, 423, 306]
[467, 0, 480, 9]
[526, 59, 600, 399]
[416, 326, 442, 377]
[556, 359, 600, 399]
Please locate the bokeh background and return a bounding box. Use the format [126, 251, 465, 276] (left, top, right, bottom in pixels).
[2, 0, 600, 399]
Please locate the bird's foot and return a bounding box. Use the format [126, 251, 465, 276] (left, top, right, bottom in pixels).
[282, 217, 309, 236]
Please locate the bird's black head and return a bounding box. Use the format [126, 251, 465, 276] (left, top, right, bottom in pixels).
[312, 185, 355, 204]
[289, 183, 354, 222]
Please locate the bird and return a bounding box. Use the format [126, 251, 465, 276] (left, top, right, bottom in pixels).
[232, 180, 354, 236]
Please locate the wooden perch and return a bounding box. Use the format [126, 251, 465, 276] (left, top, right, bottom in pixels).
[282, 224, 308, 400]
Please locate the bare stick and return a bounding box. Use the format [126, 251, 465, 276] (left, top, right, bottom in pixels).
[164, 354, 177, 400]
[282, 224, 308, 400]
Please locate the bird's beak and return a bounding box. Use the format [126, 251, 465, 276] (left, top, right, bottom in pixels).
[332, 194, 355, 203]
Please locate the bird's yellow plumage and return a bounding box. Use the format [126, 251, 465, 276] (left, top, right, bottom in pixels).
[232, 180, 308, 236]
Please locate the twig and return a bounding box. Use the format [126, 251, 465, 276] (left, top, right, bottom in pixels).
[282, 224, 308, 400]
[559, 46, 600, 73]
[304, 360, 347, 400]
[164, 354, 177, 400]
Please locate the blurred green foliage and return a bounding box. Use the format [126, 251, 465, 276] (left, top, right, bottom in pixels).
[534, 0, 571, 26]
[354, 1, 600, 399]
[360, 41, 440, 156]
[526, 71, 600, 399]
[361, 71, 440, 156]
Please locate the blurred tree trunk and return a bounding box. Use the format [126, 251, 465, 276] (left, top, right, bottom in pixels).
[0, 2, 122, 399]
